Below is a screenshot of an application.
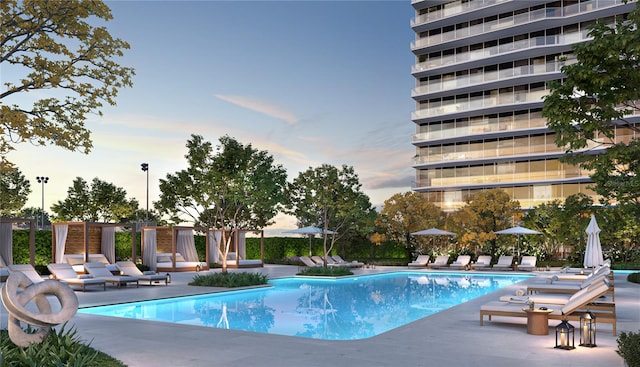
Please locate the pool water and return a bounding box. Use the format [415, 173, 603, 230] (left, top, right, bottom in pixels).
[78, 272, 529, 340]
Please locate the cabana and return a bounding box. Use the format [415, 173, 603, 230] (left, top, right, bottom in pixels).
[208, 228, 264, 268]
[0, 217, 36, 280]
[141, 226, 209, 272]
[51, 222, 136, 273]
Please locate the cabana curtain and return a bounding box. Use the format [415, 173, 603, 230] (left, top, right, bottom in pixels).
[177, 229, 198, 262]
[54, 224, 69, 263]
[208, 230, 221, 264]
[143, 228, 157, 271]
[0, 222, 13, 265]
[238, 230, 246, 260]
[101, 226, 116, 263]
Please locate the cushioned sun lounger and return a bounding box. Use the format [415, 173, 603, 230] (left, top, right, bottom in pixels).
[428, 255, 450, 269]
[480, 279, 616, 335]
[47, 263, 107, 291]
[8, 264, 45, 284]
[472, 255, 492, 270]
[299, 256, 322, 267]
[518, 256, 537, 271]
[448, 255, 471, 270]
[408, 255, 430, 268]
[331, 255, 364, 268]
[492, 256, 514, 271]
[116, 261, 168, 286]
[84, 262, 139, 288]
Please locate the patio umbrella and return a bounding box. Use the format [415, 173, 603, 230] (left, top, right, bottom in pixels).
[583, 215, 604, 268]
[495, 226, 542, 257]
[411, 227, 456, 251]
[283, 226, 335, 256]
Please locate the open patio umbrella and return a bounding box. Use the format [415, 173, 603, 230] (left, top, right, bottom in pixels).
[583, 215, 604, 268]
[411, 227, 456, 251]
[495, 226, 542, 257]
[283, 226, 335, 256]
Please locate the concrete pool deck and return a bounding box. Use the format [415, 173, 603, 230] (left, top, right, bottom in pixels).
[4, 265, 639, 366]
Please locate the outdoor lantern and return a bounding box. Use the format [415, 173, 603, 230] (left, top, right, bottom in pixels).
[580, 311, 597, 347]
[555, 320, 576, 350]
[166, 273, 172, 284]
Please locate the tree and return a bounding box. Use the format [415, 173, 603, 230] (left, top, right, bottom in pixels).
[286, 164, 374, 266]
[156, 134, 287, 272]
[542, 2, 640, 206]
[0, 167, 31, 215]
[374, 191, 445, 262]
[0, 0, 135, 171]
[450, 189, 521, 256]
[17, 206, 49, 228]
[51, 177, 139, 222]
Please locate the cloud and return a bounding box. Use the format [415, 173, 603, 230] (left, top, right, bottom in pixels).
[214, 94, 298, 125]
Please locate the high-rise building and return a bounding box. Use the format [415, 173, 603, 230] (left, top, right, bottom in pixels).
[410, 0, 638, 210]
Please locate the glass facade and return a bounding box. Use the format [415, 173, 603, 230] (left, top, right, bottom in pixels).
[411, 0, 639, 210]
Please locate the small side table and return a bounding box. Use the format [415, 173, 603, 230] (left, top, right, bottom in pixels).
[523, 308, 553, 335]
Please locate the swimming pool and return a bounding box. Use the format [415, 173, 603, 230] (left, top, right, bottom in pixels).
[78, 272, 529, 340]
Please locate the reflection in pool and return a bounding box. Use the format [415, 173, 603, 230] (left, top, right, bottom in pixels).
[78, 272, 528, 340]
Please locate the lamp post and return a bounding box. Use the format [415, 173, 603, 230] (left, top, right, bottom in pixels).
[35, 176, 49, 230]
[140, 163, 149, 222]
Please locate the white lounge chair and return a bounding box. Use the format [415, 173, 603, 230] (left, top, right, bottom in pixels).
[8, 264, 45, 284]
[448, 255, 471, 270]
[473, 255, 492, 270]
[331, 255, 364, 268]
[47, 263, 107, 291]
[84, 262, 139, 288]
[480, 279, 617, 335]
[116, 261, 168, 286]
[428, 255, 450, 269]
[408, 255, 430, 268]
[299, 256, 322, 268]
[492, 256, 514, 271]
[518, 256, 537, 271]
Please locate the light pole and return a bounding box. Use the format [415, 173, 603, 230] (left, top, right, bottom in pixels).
[36, 176, 49, 230]
[141, 163, 149, 222]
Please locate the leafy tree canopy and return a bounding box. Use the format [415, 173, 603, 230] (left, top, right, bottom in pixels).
[0, 167, 30, 215]
[156, 134, 287, 271]
[51, 177, 139, 222]
[542, 2, 640, 205]
[286, 164, 374, 264]
[374, 191, 445, 260]
[0, 0, 134, 171]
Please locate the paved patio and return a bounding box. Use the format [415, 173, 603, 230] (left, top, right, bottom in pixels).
[2, 265, 639, 367]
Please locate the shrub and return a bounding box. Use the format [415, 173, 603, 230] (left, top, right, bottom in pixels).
[617, 330, 640, 367]
[627, 272, 640, 284]
[297, 266, 353, 277]
[188, 272, 268, 287]
[0, 323, 125, 367]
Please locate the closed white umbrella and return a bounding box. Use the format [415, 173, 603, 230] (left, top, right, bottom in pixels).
[584, 215, 604, 268]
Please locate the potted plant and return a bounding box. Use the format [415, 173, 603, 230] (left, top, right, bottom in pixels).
[617, 330, 640, 367]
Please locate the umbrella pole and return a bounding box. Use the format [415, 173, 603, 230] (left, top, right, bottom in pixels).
[309, 235, 312, 256]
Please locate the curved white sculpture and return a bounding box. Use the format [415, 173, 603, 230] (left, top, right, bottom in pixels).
[1, 271, 79, 347]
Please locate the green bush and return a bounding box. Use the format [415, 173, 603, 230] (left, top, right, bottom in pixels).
[617, 330, 640, 367]
[0, 323, 125, 367]
[627, 272, 640, 284]
[297, 266, 353, 277]
[188, 272, 268, 287]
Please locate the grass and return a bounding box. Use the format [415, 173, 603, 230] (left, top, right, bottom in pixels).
[188, 272, 269, 287]
[0, 324, 126, 367]
[297, 266, 353, 276]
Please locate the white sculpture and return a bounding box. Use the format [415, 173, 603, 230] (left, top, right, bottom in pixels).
[1, 271, 79, 347]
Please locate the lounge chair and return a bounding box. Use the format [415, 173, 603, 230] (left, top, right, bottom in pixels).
[84, 262, 139, 288]
[480, 278, 617, 335]
[311, 255, 328, 266]
[448, 255, 471, 270]
[8, 264, 45, 284]
[47, 263, 107, 291]
[408, 255, 430, 268]
[492, 256, 514, 271]
[518, 256, 537, 271]
[527, 271, 614, 300]
[116, 261, 168, 286]
[499, 279, 614, 305]
[331, 255, 364, 268]
[472, 255, 492, 270]
[428, 255, 450, 269]
[299, 256, 322, 268]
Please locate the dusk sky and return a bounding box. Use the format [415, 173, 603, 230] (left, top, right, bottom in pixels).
[13, 1, 417, 233]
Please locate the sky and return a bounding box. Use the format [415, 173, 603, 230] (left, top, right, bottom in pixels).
[10, 0, 417, 235]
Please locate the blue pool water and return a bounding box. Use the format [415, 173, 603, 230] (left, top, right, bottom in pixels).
[78, 272, 529, 340]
